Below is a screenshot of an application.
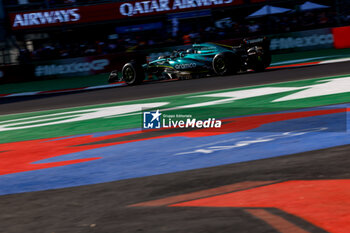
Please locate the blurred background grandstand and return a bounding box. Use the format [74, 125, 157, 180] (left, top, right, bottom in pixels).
[0, 0, 350, 82]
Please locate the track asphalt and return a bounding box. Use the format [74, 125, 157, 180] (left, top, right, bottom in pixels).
[2, 60, 350, 115]
[1, 144, 349, 233]
[0, 61, 350, 233]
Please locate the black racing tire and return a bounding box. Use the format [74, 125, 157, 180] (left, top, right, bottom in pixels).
[108, 70, 119, 83]
[212, 52, 239, 76]
[122, 61, 145, 85]
[250, 50, 271, 72]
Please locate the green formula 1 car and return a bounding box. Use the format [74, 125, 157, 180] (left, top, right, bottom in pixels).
[108, 37, 271, 85]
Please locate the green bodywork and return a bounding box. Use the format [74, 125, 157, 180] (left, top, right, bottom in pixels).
[116, 38, 270, 83]
[143, 43, 236, 75]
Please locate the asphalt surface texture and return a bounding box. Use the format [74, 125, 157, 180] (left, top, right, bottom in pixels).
[1, 144, 348, 233]
[1, 61, 350, 233]
[1, 60, 350, 115]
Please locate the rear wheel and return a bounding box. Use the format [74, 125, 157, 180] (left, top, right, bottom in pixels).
[249, 48, 271, 72]
[212, 52, 239, 76]
[122, 62, 145, 85]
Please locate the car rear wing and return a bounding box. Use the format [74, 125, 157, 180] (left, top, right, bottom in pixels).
[243, 37, 270, 51]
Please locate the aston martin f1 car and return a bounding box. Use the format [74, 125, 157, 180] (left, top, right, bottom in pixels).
[108, 37, 271, 85]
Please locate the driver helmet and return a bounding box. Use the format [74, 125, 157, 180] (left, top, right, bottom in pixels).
[186, 48, 195, 54]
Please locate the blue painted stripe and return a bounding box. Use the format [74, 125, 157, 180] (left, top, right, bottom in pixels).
[0, 104, 348, 195]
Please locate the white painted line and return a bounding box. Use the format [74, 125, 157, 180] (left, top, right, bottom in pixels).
[319, 58, 350, 64]
[271, 56, 331, 66]
[5, 92, 40, 97]
[85, 83, 125, 90]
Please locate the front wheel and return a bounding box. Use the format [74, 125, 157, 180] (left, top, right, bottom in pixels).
[122, 62, 145, 85]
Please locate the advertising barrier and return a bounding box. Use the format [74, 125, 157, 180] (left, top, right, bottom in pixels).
[332, 26, 350, 49]
[0, 64, 35, 84]
[0, 52, 142, 83]
[9, 0, 243, 30]
[269, 28, 334, 52]
[33, 52, 144, 78]
[34, 57, 110, 77]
